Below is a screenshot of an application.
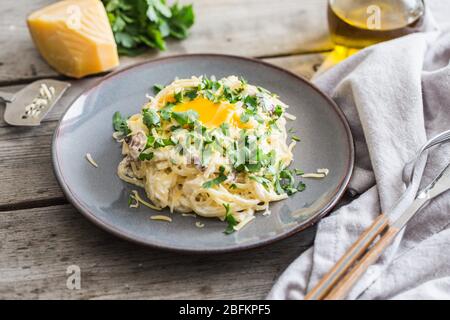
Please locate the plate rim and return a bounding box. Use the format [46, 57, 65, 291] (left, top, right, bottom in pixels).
[52, 53, 355, 253]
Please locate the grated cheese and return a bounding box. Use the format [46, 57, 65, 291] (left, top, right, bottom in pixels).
[302, 168, 330, 179]
[23, 83, 56, 119]
[150, 215, 172, 222]
[234, 215, 255, 231]
[112, 131, 125, 142]
[317, 168, 330, 176]
[284, 112, 297, 120]
[195, 222, 205, 228]
[182, 213, 197, 218]
[263, 207, 271, 216]
[40, 83, 53, 100]
[85, 153, 98, 168]
[131, 190, 162, 211]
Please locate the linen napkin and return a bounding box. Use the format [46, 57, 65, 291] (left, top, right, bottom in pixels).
[268, 5, 450, 300]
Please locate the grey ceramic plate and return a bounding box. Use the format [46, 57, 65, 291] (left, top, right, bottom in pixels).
[52, 54, 354, 253]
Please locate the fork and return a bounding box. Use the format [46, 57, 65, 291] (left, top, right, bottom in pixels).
[305, 130, 450, 300]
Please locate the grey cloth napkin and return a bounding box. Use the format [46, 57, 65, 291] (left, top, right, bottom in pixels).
[268, 8, 450, 300]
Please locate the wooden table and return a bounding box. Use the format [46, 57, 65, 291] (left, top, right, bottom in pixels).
[0, 0, 445, 300]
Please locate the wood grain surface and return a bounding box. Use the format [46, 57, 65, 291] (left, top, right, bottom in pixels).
[0, 47, 323, 299]
[0, 204, 316, 299]
[0, 0, 332, 84]
[2, 0, 445, 300]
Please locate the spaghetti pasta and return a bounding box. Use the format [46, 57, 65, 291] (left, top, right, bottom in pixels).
[113, 76, 306, 232]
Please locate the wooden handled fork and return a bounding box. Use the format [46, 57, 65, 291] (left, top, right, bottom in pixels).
[304, 213, 398, 300]
[305, 131, 450, 300]
[305, 160, 450, 299]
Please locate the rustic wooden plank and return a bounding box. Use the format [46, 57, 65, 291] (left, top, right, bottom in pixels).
[0, 204, 316, 299]
[0, 53, 325, 125]
[0, 53, 324, 207]
[268, 53, 327, 80]
[0, 0, 332, 84]
[0, 122, 64, 208]
[0, 53, 323, 299]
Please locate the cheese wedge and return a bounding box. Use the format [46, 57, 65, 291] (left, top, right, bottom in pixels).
[27, 0, 119, 78]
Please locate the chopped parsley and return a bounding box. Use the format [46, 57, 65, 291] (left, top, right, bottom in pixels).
[274, 168, 307, 196]
[112, 111, 130, 135]
[202, 166, 227, 188]
[220, 123, 230, 135]
[160, 103, 174, 120]
[174, 91, 183, 103]
[139, 151, 154, 161]
[143, 108, 160, 128]
[249, 175, 271, 189]
[153, 84, 165, 94]
[172, 110, 199, 126]
[244, 95, 257, 110]
[184, 89, 198, 100]
[223, 86, 242, 103]
[154, 137, 176, 148]
[223, 203, 238, 235]
[297, 181, 306, 192]
[274, 105, 283, 117]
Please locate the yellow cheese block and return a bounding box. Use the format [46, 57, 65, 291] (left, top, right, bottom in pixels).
[27, 0, 119, 78]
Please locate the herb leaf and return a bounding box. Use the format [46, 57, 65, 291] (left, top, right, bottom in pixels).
[274, 167, 307, 196]
[274, 105, 284, 117]
[220, 123, 230, 136]
[223, 203, 238, 234]
[184, 89, 198, 100]
[160, 103, 174, 120]
[172, 110, 199, 126]
[139, 151, 154, 161]
[153, 84, 165, 94]
[202, 166, 227, 189]
[102, 0, 195, 56]
[112, 111, 130, 135]
[143, 108, 160, 128]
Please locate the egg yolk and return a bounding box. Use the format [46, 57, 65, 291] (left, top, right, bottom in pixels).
[173, 97, 253, 129]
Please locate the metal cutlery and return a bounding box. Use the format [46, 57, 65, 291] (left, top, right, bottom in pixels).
[305, 130, 450, 300]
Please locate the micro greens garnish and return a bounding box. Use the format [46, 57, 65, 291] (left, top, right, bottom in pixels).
[112, 111, 131, 135]
[160, 103, 174, 120]
[202, 166, 227, 189]
[223, 203, 238, 235]
[139, 151, 154, 161]
[143, 108, 160, 128]
[172, 110, 199, 126]
[153, 84, 165, 94]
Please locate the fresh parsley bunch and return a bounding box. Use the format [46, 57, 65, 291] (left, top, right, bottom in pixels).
[102, 0, 195, 56]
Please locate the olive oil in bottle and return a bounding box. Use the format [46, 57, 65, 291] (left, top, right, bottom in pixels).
[328, 0, 426, 49]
